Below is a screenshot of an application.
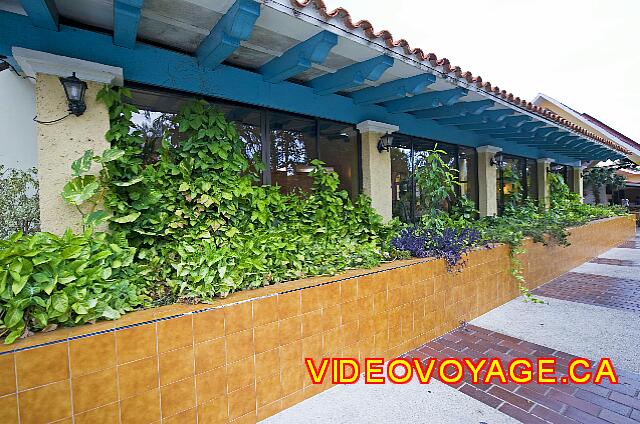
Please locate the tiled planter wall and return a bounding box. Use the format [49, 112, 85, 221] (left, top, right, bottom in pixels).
[0, 215, 634, 424]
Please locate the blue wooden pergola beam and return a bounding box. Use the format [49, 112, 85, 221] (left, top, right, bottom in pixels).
[413, 99, 494, 119]
[501, 128, 558, 146]
[195, 0, 260, 69]
[0, 10, 583, 165]
[259, 31, 337, 83]
[383, 87, 467, 113]
[436, 109, 513, 126]
[487, 122, 546, 139]
[349, 74, 436, 105]
[465, 115, 529, 132]
[309, 55, 394, 95]
[19, 0, 58, 30]
[510, 126, 557, 140]
[113, 0, 144, 48]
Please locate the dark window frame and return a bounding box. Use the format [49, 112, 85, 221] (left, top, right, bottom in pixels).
[496, 154, 540, 214]
[390, 134, 479, 223]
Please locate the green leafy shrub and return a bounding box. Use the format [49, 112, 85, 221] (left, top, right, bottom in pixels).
[97, 87, 394, 302]
[392, 149, 627, 303]
[584, 166, 625, 204]
[0, 230, 147, 343]
[0, 166, 40, 239]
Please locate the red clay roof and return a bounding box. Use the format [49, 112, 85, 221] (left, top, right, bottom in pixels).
[581, 113, 640, 152]
[289, 0, 629, 155]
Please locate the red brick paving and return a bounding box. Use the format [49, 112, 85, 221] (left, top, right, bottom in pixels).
[531, 272, 640, 313]
[403, 325, 640, 423]
[589, 258, 639, 267]
[617, 241, 640, 249]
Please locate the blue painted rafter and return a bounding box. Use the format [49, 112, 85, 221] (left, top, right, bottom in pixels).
[554, 135, 580, 144]
[506, 126, 556, 140]
[308, 55, 394, 95]
[486, 122, 546, 138]
[412, 100, 494, 119]
[195, 0, 260, 69]
[113, 0, 144, 48]
[259, 31, 337, 83]
[383, 87, 467, 113]
[19, 0, 58, 30]
[529, 132, 566, 146]
[464, 115, 529, 132]
[349, 74, 436, 105]
[502, 128, 558, 146]
[436, 109, 513, 126]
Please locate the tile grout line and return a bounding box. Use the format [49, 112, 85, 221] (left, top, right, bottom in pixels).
[13, 352, 20, 424]
[67, 341, 75, 424]
[252, 300, 258, 421]
[114, 331, 123, 424]
[224, 309, 231, 422]
[190, 314, 198, 423]
[155, 322, 163, 423]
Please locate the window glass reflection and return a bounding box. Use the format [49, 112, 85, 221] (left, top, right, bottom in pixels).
[497, 155, 525, 212]
[390, 135, 478, 223]
[318, 120, 358, 200]
[458, 146, 478, 204]
[526, 159, 538, 201]
[269, 112, 317, 194]
[390, 133, 413, 223]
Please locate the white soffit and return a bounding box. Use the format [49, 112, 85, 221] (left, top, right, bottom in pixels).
[12, 47, 124, 85]
[356, 120, 399, 134]
[533, 93, 640, 157]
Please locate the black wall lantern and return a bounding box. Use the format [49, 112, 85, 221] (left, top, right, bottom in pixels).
[377, 132, 394, 153]
[489, 151, 504, 168]
[59, 72, 88, 116]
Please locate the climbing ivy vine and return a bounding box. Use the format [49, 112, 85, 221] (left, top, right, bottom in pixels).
[97, 87, 396, 302]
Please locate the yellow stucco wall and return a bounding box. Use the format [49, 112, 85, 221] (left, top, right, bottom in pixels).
[360, 131, 392, 221]
[35, 73, 110, 234]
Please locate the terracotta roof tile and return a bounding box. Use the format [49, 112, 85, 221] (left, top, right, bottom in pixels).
[289, 0, 629, 155]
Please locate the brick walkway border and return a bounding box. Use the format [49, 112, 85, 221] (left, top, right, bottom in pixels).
[532, 272, 640, 313]
[403, 325, 640, 424]
[589, 258, 639, 267]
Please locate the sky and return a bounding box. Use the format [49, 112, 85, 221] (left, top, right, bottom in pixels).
[323, 0, 640, 141]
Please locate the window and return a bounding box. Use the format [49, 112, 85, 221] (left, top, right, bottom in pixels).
[526, 159, 538, 201]
[497, 155, 525, 213]
[390, 134, 413, 223]
[127, 86, 360, 197]
[413, 140, 457, 220]
[390, 135, 478, 223]
[458, 146, 478, 205]
[215, 104, 263, 175]
[318, 120, 359, 199]
[269, 112, 317, 194]
[497, 155, 540, 213]
[550, 164, 569, 183]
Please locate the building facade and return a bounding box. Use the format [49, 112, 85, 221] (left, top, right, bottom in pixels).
[0, 0, 629, 233]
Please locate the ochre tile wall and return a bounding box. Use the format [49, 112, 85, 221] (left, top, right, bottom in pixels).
[0, 216, 634, 424]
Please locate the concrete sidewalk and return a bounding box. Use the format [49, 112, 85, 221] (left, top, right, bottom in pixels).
[262, 234, 640, 424]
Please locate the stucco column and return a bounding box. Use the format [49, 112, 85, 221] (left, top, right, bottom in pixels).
[569, 166, 584, 201]
[356, 120, 399, 222]
[537, 158, 553, 210]
[476, 145, 502, 217]
[35, 73, 110, 234]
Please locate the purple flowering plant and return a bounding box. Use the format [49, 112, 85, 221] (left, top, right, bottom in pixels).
[391, 225, 483, 271]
